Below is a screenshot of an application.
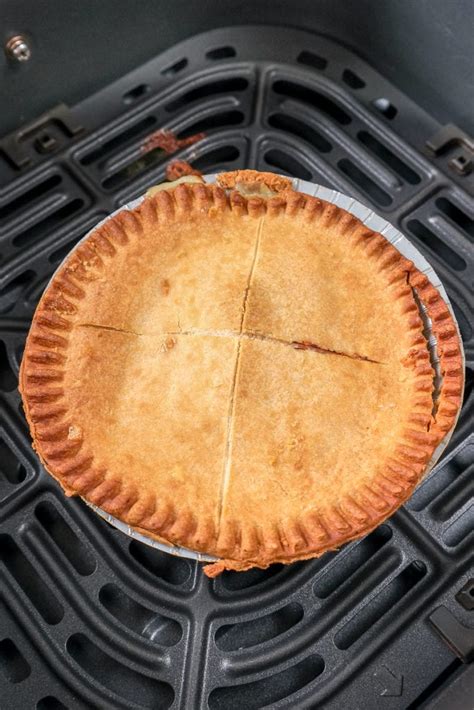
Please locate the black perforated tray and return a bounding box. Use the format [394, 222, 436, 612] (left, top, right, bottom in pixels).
[0, 26, 473, 710]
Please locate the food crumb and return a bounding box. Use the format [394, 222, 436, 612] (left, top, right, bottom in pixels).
[68, 425, 82, 440]
[160, 337, 176, 352]
[166, 159, 203, 181]
[141, 129, 205, 155]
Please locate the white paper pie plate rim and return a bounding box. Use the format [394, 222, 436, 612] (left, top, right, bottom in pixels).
[47, 174, 464, 563]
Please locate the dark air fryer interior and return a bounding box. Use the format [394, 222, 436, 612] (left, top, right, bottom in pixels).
[0, 4, 473, 710]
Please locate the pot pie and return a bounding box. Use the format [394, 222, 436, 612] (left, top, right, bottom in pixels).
[19, 170, 463, 576]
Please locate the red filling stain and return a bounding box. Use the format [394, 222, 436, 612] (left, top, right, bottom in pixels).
[292, 340, 326, 354]
[141, 129, 205, 155]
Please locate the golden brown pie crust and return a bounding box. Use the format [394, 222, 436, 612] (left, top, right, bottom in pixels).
[19, 171, 463, 576]
[217, 169, 293, 193]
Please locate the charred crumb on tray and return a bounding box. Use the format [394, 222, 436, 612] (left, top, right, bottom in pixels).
[141, 129, 206, 155]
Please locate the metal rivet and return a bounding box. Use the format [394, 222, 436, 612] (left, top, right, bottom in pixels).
[5, 35, 31, 62]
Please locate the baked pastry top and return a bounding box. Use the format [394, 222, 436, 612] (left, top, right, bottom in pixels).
[19, 170, 463, 575]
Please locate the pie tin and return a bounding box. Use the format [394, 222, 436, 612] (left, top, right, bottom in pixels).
[47, 174, 464, 563]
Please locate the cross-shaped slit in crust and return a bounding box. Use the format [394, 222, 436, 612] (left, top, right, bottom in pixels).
[76, 324, 383, 364]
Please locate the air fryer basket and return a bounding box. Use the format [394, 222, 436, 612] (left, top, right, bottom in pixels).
[0, 25, 472, 710]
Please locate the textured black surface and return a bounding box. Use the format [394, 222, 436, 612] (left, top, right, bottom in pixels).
[1, 1, 474, 138]
[0, 26, 473, 710]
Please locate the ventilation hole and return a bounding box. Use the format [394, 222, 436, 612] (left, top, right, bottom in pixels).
[161, 57, 188, 77]
[215, 602, 303, 651]
[0, 439, 17, 482]
[264, 149, 312, 180]
[451, 300, 472, 341]
[35, 501, 96, 576]
[178, 110, 245, 138]
[0, 175, 62, 221]
[430, 466, 474, 521]
[0, 534, 64, 624]
[219, 563, 285, 592]
[208, 654, 324, 710]
[8, 341, 22, 377]
[12, 200, 85, 249]
[16, 343, 25, 366]
[334, 561, 427, 649]
[165, 78, 249, 112]
[435, 198, 474, 240]
[443, 507, 473, 546]
[37, 697, 68, 710]
[409, 447, 473, 512]
[462, 368, 473, 409]
[372, 97, 398, 119]
[192, 145, 240, 172]
[0, 639, 31, 683]
[48, 215, 107, 266]
[99, 583, 182, 646]
[296, 51, 327, 70]
[0, 148, 17, 185]
[101, 148, 165, 191]
[0, 341, 16, 391]
[0, 270, 36, 314]
[358, 131, 421, 184]
[25, 276, 49, 309]
[67, 633, 174, 710]
[0, 441, 24, 486]
[129, 541, 191, 585]
[342, 69, 365, 89]
[338, 159, 392, 206]
[80, 116, 157, 166]
[407, 220, 466, 271]
[123, 83, 151, 105]
[273, 80, 351, 125]
[206, 46, 236, 60]
[406, 658, 463, 710]
[313, 526, 393, 598]
[0, 270, 36, 294]
[48, 235, 85, 265]
[268, 113, 331, 153]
